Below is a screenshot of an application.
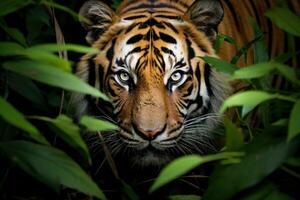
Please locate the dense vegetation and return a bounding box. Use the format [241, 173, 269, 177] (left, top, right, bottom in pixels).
[0, 0, 299, 199]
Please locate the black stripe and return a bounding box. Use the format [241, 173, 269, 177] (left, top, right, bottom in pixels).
[204, 64, 212, 96]
[160, 32, 177, 44]
[106, 38, 116, 60]
[124, 15, 147, 20]
[98, 64, 104, 91]
[161, 47, 175, 57]
[127, 34, 144, 44]
[155, 15, 182, 20]
[125, 3, 184, 13]
[162, 22, 179, 33]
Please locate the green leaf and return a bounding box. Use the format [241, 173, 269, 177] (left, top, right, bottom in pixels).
[29, 44, 99, 54]
[0, 42, 24, 56]
[6, 73, 47, 108]
[0, 42, 71, 72]
[201, 56, 237, 75]
[241, 183, 293, 200]
[231, 34, 263, 64]
[203, 129, 298, 200]
[121, 181, 140, 200]
[0, 23, 27, 46]
[3, 60, 109, 101]
[23, 49, 71, 72]
[273, 62, 300, 85]
[0, 140, 106, 200]
[220, 91, 276, 114]
[288, 100, 300, 141]
[168, 195, 202, 200]
[80, 116, 118, 132]
[249, 17, 269, 63]
[33, 115, 91, 164]
[26, 6, 50, 44]
[0, 96, 48, 144]
[214, 33, 237, 53]
[230, 62, 274, 80]
[265, 7, 300, 37]
[0, 0, 32, 17]
[149, 152, 244, 193]
[224, 119, 244, 151]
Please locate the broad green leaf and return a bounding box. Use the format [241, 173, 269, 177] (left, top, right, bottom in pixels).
[34, 115, 90, 163]
[273, 51, 300, 63]
[288, 100, 300, 141]
[203, 129, 298, 200]
[220, 91, 276, 113]
[0, 24, 27, 46]
[224, 118, 244, 151]
[202, 56, 237, 75]
[149, 152, 244, 193]
[0, 0, 32, 17]
[286, 157, 300, 167]
[168, 195, 201, 200]
[0, 42, 70, 71]
[29, 44, 99, 54]
[0, 42, 24, 56]
[23, 49, 71, 72]
[7, 73, 47, 108]
[249, 17, 268, 63]
[230, 62, 274, 80]
[3, 60, 109, 101]
[241, 183, 293, 200]
[265, 7, 300, 37]
[121, 181, 139, 200]
[80, 116, 118, 132]
[271, 118, 288, 126]
[0, 140, 106, 200]
[273, 62, 300, 85]
[0, 96, 48, 144]
[26, 6, 50, 44]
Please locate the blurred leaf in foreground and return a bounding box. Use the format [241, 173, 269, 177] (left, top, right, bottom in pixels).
[203, 128, 299, 200]
[0, 96, 48, 144]
[0, 0, 32, 17]
[265, 7, 300, 37]
[149, 152, 244, 193]
[0, 140, 106, 200]
[80, 116, 118, 132]
[3, 60, 109, 101]
[32, 115, 91, 164]
[288, 100, 300, 141]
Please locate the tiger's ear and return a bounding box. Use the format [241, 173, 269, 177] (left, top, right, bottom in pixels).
[186, 0, 223, 41]
[79, 0, 117, 44]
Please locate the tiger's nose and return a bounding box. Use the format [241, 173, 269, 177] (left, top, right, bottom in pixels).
[133, 123, 166, 140]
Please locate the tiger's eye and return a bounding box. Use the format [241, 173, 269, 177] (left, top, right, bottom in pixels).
[119, 72, 130, 82]
[171, 72, 182, 82]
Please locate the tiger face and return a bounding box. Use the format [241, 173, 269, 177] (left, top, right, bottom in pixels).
[76, 0, 230, 166]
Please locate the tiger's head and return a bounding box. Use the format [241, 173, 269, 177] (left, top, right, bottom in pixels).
[75, 0, 230, 166]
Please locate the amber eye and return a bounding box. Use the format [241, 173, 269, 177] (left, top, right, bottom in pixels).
[170, 72, 183, 83]
[118, 71, 130, 82]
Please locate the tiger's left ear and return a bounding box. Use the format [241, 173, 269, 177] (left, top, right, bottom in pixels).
[79, 0, 117, 44]
[185, 0, 224, 41]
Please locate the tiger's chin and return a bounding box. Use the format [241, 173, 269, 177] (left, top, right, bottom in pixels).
[129, 146, 175, 167]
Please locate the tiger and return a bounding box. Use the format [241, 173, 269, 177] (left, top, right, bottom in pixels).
[72, 0, 299, 167]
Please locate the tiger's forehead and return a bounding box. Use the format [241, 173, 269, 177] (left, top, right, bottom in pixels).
[112, 13, 190, 73]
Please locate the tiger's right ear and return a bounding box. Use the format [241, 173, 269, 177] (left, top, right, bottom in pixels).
[79, 0, 117, 44]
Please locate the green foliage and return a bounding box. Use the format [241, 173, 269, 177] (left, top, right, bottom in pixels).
[0, 0, 299, 200]
[149, 152, 244, 193]
[0, 140, 106, 200]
